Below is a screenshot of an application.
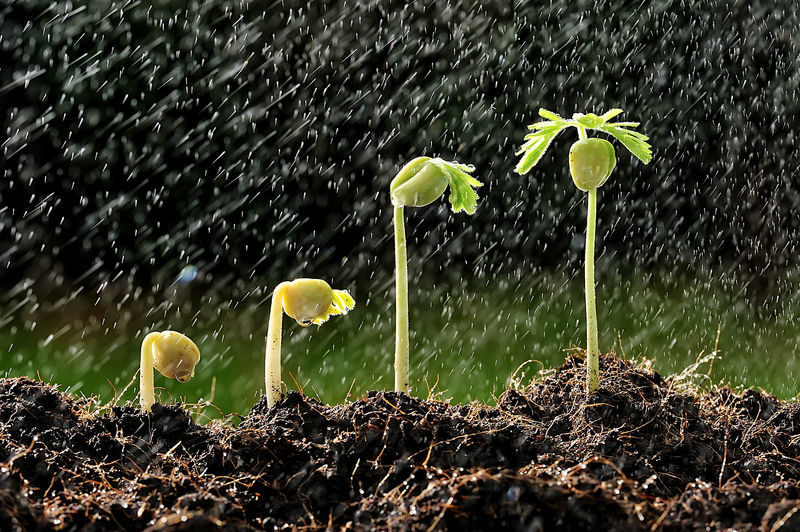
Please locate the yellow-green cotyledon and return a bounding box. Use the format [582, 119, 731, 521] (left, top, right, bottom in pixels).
[140, 330, 201, 412]
[569, 138, 616, 192]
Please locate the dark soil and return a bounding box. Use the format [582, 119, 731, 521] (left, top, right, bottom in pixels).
[2, 354, 800, 530]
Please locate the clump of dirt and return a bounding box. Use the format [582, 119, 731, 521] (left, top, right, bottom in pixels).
[1, 354, 799, 530]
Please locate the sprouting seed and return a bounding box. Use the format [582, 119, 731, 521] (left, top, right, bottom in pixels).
[264, 278, 355, 407]
[515, 108, 652, 393]
[140, 331, 201, 412]
[389, 157, 483, 394]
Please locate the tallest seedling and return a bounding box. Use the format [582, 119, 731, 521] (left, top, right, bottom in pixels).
[390, 157, 482, 393]
[515, 109, 652, 393]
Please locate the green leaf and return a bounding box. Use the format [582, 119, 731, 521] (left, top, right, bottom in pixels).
[575, 113, 603, 128]
[430, 159, 483, 215]
[600, 109, 624, 122]
[515, 123, 567, 174]
[516, 107, 652, 174]
[597, 123, 653, 164]
[528, 121, 559, 130]
[538, 108, 565, 122]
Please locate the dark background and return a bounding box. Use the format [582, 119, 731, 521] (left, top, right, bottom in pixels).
[2, 0, 798, 304]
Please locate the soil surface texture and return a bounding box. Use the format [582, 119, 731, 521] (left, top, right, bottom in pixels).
[1, 354, 799, 531]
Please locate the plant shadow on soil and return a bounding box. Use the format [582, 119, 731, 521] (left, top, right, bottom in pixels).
[2, 354, 800, 531]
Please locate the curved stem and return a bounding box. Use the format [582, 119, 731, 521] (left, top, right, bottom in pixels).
[394, 206, 410, 393]
[577, 125, 588, 140]
[265, 282, 289, 407]
[140, 332, 160, 412]
[585, 188, 600, 392]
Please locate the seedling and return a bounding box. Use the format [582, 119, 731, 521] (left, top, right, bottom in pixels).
[515, 109, 652, 393]
[140, 330, 201, 412]
[390, 157, 482, 394]
[265, 278, 355, 407]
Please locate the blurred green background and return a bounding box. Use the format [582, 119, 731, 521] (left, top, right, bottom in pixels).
[3, 268, 797, 421]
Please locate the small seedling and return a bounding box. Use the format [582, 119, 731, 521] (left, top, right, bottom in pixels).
[390, 157, 482, 394]
[515, 109, 652, 393]
[265, 278, 355, 407]
[140, 330, 201, 412]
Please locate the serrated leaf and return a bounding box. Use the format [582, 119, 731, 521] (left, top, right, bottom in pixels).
[519, 124, 562, 146]
[515, 126, 565, 174]
[576, 113, 603, 128]
[538, 108, 565, 122]
[517, 107, 652, 174]
[599, 124, 652, 164]
[622, 130, 649, 140]
[430, 159, 482, 215]
[600, 109, 624, 122]
[528, 121, 559, 130]
[331, 289, 355, 314]
[311, 288, 356, 325]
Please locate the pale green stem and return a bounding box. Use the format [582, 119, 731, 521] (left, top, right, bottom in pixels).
[394, 206, 410, 393]
[585, 188, 600, 392]
[265, 282, 289, 407]
[577, 125, 588, 140]
[140, 332, 160, 412]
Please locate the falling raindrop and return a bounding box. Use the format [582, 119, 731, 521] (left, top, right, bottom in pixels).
[0, 0, 797, 415]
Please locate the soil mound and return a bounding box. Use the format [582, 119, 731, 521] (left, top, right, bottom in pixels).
[1, 355, 799, 530]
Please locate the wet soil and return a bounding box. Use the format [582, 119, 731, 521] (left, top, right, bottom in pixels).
[2, 354, 800, 530]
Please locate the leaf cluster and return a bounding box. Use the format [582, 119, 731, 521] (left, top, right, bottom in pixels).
[515, 109, 652, 175]
[430, 158, 483, 215]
